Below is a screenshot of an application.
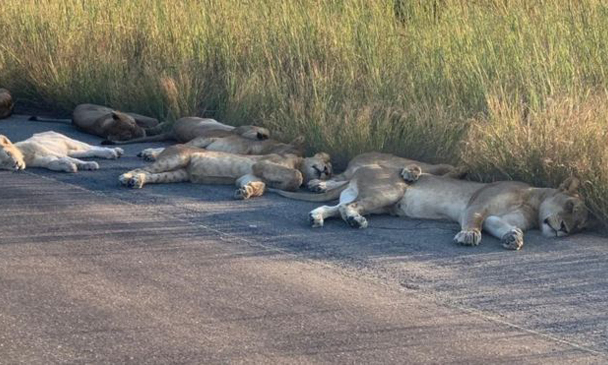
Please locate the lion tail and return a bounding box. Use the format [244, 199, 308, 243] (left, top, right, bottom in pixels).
[28, 116, 72, 124]
[269, 184, 347, 202]
[101, 133, 171, 145]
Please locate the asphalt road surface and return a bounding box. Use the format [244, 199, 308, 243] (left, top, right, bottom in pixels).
[1, 115, 607, 364]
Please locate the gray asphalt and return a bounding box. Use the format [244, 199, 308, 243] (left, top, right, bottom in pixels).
[1, 115, 607, 364]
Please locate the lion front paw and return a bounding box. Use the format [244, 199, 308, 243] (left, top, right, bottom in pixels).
[62, 161, 78, 173]
[309, 212, 324, 228]
[502, 228, 524, 250]
[119, 172, 145, 189]
[80, 161, 99, 170]
[138, 148, 158, 162]
[346, 214, 368, 229]
[401, 165, 422, 183]
[234, 186, 253, 200]
[112, 148, 124, 159]
[307, 179, 327, 193]
[454, 229, 482, 246]
[119, 173, 132, 186]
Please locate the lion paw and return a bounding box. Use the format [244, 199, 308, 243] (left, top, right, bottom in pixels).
[401, 165, 422, 183]
[113, 148, 124, 159]
[119, 172, 145, 188]
[309, 211, 324, 228]
[307, 179, 327, 193]
[502, 228, 524, 250]
[346, 214, 368, 229]
[62, 161, 78, 173]
[138, 148, 158, 162]
[80, 161, 99, 170]
[454, 229, 482, 246]
[118, 173, 133, 186]
[234, 186, 253, 200]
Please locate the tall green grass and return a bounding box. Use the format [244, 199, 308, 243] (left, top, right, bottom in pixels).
[1, 0, 608, 224]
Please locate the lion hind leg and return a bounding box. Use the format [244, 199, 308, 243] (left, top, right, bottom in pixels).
[338, 197, 396, 229]
[30, 155, 79, 172]
[69, 146, 123, 160]
[252, 161, 303, 192]
[64, 156, 99, 171]
[139, 154, 188, 174]
[184, 137, 217, 149]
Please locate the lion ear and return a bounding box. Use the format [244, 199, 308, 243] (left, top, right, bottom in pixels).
[314, 152, 331, 163]
[559, 177, 580, 194]
[0, 135, 11, 146]
[111, 111, 123, 121]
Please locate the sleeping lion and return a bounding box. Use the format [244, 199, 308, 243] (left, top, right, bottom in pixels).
[277, 162, 588, 250]
[0, 131, 123, 172]
[103, 116, 271, 146]
[119, 145, 332, 199]
[30, 104, 160, 142]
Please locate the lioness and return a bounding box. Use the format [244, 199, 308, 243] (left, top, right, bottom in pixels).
[118, 145, 332, 199]
[137, 134, 305, 161]
[0, 131, 123, 172]
[281, 164, 588, 250]
[72, 104, 159, 142]
[303, 152, 462, 193]
[0, 89, 14, 119]
[31, 104, 161, 141]
[102, 116, 270, 146]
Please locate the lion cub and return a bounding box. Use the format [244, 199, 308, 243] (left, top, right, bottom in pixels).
[119, 145, 332, 199]
[0, 132, 123, 172]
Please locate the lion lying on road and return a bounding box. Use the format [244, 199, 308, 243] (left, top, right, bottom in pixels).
[0, 89, 14, 119]
[119, 145, 332, 199]
[31, 104, 160, 142]
[137, 134, 305, 161]
[0, 132, 123, 172]
[300, 152, 463, 195]
[103, 116, 270, 146]
[279, 162, 588, 250]
[72, 104, 159, 142]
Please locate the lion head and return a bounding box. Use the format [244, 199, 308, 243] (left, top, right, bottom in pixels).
[300, 152, 332, 183]
[539, 177, 588, 237]
[106, 111, 146, 142]
[0, 135, 25, 171]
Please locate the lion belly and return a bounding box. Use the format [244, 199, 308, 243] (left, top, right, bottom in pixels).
[396, 175, 481, 222]
[173, 118, 234, 142]
[398, 188, 468, 221]
[187, 153, 255, 184]
[15, 132, 75, 159]
[205, 138, 248, 154]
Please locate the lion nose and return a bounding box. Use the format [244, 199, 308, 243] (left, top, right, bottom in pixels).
[560, 221, 569, 233]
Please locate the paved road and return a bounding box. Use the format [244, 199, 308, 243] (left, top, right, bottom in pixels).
[1, 115, 607, 364]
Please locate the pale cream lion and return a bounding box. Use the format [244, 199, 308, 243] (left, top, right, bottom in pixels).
[0, 132, 123, 172]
